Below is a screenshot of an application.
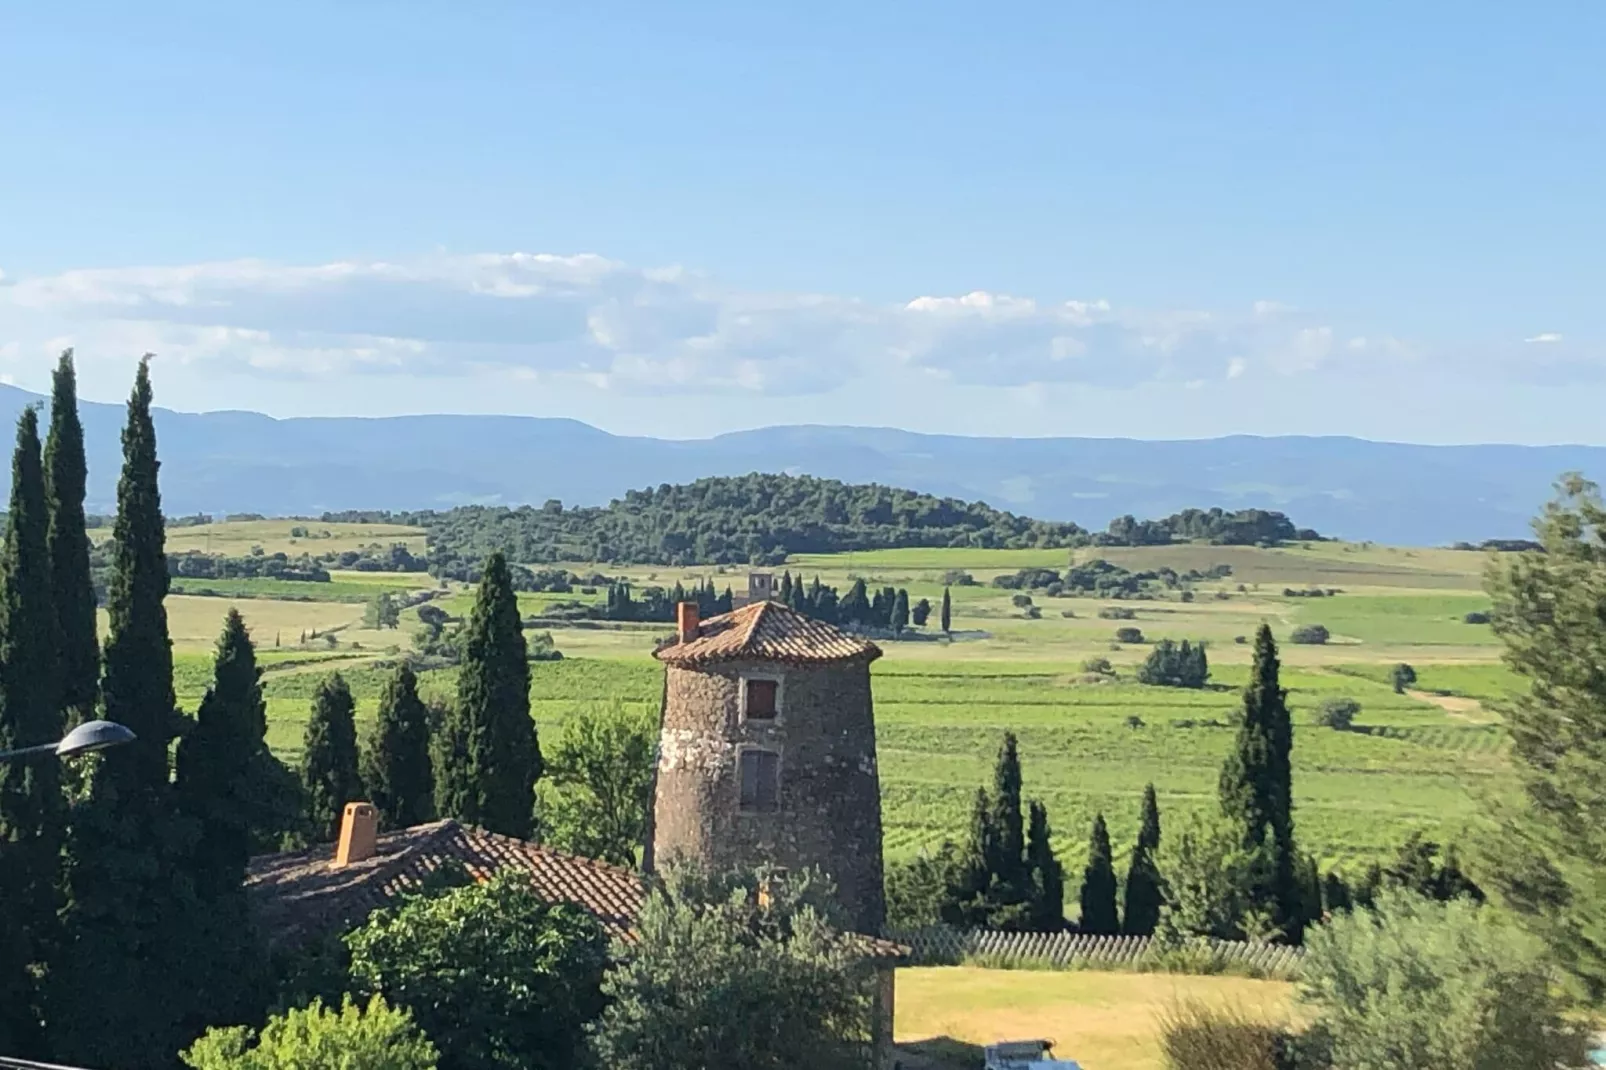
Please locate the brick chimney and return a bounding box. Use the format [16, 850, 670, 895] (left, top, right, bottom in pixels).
[335, 801, 379, 867]
[676, 601, 700, 644]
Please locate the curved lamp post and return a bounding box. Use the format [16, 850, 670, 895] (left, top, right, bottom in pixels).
[0, 719, 137, 763]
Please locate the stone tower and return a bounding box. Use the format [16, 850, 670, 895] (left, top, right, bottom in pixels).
[646, 599, 886, 934]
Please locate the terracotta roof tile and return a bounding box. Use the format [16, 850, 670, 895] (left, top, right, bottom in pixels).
[246, 820, 907, 963]
[654, 600, 881, 667]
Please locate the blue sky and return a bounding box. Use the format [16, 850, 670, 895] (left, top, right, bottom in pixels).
[1, 2, 1601, 442]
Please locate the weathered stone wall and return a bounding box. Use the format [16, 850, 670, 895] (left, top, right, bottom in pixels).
[651, 657, 887, 934]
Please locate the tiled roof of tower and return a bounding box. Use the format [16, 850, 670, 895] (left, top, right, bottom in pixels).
[245, 818, 908, 963]
[653, 599, 882, 667]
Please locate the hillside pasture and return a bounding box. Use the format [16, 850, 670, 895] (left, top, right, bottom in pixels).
[140, 519, 428, 557]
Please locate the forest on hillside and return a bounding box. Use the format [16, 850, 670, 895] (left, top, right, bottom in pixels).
[317, 473, 1318, 574]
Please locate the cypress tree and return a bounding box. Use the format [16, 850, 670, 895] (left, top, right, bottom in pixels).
[941, 586, 952, 634]
[1122, 784, 1164, 936]
[987, 732, 1027, 895]
[301, 673, 360, 841]
[891, 588, 910, 633]
[955, 787, 993, 924]
[52, 356, 197, 1068]
[1025, 800, 1064, 931]
[0, 407, 63, 1056]
[1078, 813, 1120, 935]
[43, 350, 98, 726]
[779, 571, 793, 603]
[1218, 623, 1300, 939]
[435, 551, 541, 838]
[362, 662, 435, 830]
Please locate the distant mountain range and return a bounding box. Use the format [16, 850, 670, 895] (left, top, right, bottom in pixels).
[6, 382, 1599, 546]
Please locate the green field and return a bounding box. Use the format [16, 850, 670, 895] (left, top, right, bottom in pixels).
[146, 525, 1522, 875]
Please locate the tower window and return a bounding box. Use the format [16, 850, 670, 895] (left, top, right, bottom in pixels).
[739, 748, 781, 812]
[744, 678, 779, 720]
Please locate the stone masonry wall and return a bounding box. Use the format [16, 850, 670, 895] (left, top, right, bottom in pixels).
[652, 658, 887, 934]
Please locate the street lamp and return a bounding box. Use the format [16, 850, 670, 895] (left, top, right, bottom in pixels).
[0, 720, 137, 763]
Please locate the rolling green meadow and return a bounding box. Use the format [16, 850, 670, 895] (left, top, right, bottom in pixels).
[160, 522, 1520, 875]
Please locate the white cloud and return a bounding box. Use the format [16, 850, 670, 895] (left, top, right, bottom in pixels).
[0, 252, 1593, 408]
[1526, 332, 1564, 343]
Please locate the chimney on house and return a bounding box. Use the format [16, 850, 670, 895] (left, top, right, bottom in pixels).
[335, 801, 379, 867]
[676, 601, 700, 644]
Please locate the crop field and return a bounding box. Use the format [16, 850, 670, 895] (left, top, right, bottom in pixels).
[151, 522, 1524, 872]
[110, 519, 429, 556]
[168, 575, 429, 602]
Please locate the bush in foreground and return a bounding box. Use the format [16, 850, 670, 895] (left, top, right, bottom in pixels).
[1158, 1000, 1291, 1070]
[1297, 890, 1589, 1069]
[181, 994, 437, 1070]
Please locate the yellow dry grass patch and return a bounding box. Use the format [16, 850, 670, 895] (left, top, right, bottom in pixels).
[103, 595, 366, 652]
[895, 967, 1296, 1070]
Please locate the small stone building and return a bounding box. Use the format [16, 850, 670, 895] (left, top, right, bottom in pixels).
[646, 596, 888, 936]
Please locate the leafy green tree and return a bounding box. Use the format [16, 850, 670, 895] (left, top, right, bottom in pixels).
[890, 588, 909, 633]
[180, 994, 438, 1070]
[0, 407, 62, 1056]
[911, 597, 931, 626]
[1078, 813, 1120, 935]
[1123, 784, 1164, 936]
[885, 842, 969, 929]
[1297, 891, 1589, 1070]
[302, 673, 361, 841]
[51, 357, 200, 1069]
[1482, 474, 1606, 996]
[346, 870, 607, 1070]
[534, 701, 655, 867]
[589, 864, 878, 1070]
[1316, 696, 1361, 730]
[435, 552, 541, 837]
[840, 578, 870, 626]
[361, 662, 434, 830]
[1218, 623, 1300, 941]
[364, 591, 401, 630]
[44, 350, 98, 726]
[1154, 813, 1254, 941]
[1025, 800, 1064, 931]
[940, 587, 952, 634]
[1392, 662, 1417, 694]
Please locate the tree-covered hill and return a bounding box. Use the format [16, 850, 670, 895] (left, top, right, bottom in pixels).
[327, 473, 1088, 569]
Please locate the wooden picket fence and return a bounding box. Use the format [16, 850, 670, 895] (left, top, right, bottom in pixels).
[885, 926, 1306, 979]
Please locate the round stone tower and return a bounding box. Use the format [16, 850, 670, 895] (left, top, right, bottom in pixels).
[646, 598, 886, 934]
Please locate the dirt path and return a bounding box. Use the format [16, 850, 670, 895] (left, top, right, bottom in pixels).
[1405, 688, 1488, 721]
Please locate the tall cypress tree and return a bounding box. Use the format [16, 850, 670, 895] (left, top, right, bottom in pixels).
[941, 586, 952, 634]
[44, 350, 99, 726]
[1078, 813, 1120, 935]
[302, 673, 361, 842]
[175, 610, 266, 898]
[1025, 800, 1064, 931]
[52, 356, 197, 1069]
[987, 732, 1027, 894]
[435, 552, 541, 838]
[362, 661, 435, 830]
[1122, 784, 1164, 936]
[891, 588, 910, 633]
[1218, 623, 1300, 939]
[0, 407, 64, 1056]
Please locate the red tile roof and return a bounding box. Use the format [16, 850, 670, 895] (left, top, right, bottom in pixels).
[246, 819, 907, 963]
[654, 600, 881, 668]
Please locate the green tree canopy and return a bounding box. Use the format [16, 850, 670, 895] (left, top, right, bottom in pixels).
[534, 701, 655, 867]
[1078, 813, 1120, 935]
[361, 662, 435, 831]
[345, 869, 607, 1070]
[1483, 473, 1606, 995]
[302, 673, 361, 842]
[44, 349, 98, 725]
[1298, 891, 1588, 1069]
[588, 864, 879, 1070]
[181, 994, 438, 1070]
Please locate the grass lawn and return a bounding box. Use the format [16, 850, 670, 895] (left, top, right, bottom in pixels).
[895, 966, 1296, 1070]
